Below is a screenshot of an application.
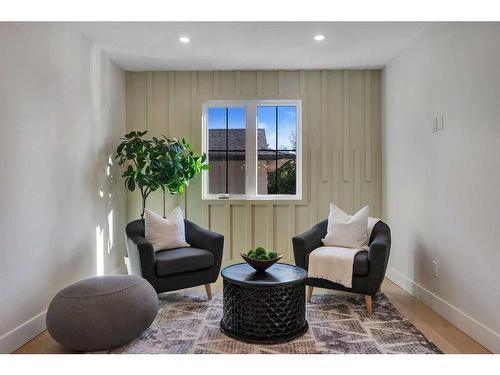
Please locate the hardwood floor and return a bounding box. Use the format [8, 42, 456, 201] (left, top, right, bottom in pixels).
[14, 277, 490, 354]
[378, 279, 489, 354]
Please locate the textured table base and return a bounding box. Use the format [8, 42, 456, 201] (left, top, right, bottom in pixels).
[220, 279, 308, 344]
[220, 320, 309, 345]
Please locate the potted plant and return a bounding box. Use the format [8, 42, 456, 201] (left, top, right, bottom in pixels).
[115, 131, 208, 218]
[153, 136, 209, 217]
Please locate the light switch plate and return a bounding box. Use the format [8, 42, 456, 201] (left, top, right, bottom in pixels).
[433, 115, 444, 133]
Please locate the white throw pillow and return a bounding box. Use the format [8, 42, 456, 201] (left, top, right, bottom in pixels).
[322, 204, 369, 248]
[367, 216, 381, 241]
[145, 207, 190, 252]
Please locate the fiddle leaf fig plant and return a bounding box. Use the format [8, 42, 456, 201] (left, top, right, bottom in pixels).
[115, 131, 208, 219]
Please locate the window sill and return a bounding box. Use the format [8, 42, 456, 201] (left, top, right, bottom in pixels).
[201, 195, 306, 205]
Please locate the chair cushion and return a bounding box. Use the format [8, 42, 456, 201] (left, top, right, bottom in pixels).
[155, 247, 214, 277]
[306, 249, 369, 276]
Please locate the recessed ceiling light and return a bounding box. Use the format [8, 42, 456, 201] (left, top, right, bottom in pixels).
[179, 36, 190, 43]
[314, 34, 325, 41]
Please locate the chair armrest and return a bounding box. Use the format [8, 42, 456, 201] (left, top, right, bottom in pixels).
[185, 220, 224, 261]
[292, 220, 327, 269]
[126, 233, 156, 279]
[367, 222, 390, 263]
[367, 221, 391, 290]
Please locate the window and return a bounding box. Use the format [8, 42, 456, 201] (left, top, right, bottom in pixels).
[202, 100, 301, 200]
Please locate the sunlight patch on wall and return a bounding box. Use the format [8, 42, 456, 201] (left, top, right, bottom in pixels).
[107, 209, 114, 253]
[96, 225, 104, 275]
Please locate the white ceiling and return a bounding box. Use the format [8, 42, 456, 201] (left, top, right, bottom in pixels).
[74, 22, 433, 71]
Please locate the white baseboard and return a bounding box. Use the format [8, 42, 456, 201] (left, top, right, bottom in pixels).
[386, 266, 500, 353]
[0, 264, 128, 354]
[0, 310, 47, 353]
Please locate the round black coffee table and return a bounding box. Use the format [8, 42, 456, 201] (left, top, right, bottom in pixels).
[220, 262, 308, 344]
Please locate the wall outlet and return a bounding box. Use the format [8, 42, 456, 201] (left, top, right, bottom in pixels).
[432, 260, 439, 278]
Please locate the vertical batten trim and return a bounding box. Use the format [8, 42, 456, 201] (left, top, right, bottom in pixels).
[305, 75, 317, 224]
[190, 71, 197, 126]
[192, 71, 198, 97]
[187, 72, 198, 219]
[201, 203, 209, 229]
[320, 70, 328, 182]
[168, 72, 175, 136]
[184, 189, 188, 219]
[234, 71, 241, 95]
[213, 71, 220, 95]
[267, 204, 274, 250]
[225, 204, 232, 260]
[126, 73, 132, 132]
[343, 70, 351, 182]
[207, 205, 212, 231]
[246, 205, 253, 250]
[278, 70, 285, 95]
[335, 148, 341, 204]
[288, 205, 296, 261]
[299, 70, 306, 94]
[146, 72, 153, 130]
[353, 150, 361, 210]
[256, 71, 263, 95]
[364, 71, 372, 182]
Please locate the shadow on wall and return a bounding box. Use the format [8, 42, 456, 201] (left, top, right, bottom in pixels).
[92, 49, 127, 277]
[95, 148, 127, 276]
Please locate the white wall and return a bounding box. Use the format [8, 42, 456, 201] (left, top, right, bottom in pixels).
[382, 23, 500, 353]
[0, 23, 127, 353]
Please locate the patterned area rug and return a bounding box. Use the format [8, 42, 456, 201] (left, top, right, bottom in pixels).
[101, 292, 442, 354]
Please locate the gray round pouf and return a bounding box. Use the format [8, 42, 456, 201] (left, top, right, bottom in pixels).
[46, 275, 159, 352]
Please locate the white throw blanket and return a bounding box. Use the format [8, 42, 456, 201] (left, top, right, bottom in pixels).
[308, 217, 380, 288]
[308, 246, 367, 288]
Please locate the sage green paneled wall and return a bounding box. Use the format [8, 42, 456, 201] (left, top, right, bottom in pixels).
[126, 70, 382, 262]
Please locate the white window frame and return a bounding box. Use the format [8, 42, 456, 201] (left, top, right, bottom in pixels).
[202, 100, 302, 201]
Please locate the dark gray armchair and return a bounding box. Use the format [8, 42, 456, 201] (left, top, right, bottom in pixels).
[126, 219, 224, 299]
[292, 220, 391, 313]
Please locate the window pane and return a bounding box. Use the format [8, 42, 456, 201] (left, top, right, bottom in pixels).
[207, 107, 246, 195]
[257, 106, 276, 150]
[228, 151, 246, 194]
[258, 151, 297, 195]
[257, 105, 297, 195]
[228, 107, 246, 151]
[208, 107, 226, 150]
[207, 151, 246, 195]
[208, 155, 226, 194]
[205, 103, 298, 198]
[257, 150, 276, 195]
[277, 151, 296, 195]
[278, 106, 297, 150]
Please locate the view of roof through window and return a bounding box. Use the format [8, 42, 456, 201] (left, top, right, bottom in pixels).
[206, 105, 297, 196]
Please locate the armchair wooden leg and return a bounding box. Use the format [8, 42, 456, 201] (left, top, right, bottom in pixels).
[205, 284, 212, 301]
[306, 286, 314, 303]
[364, 295, 373, 314]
